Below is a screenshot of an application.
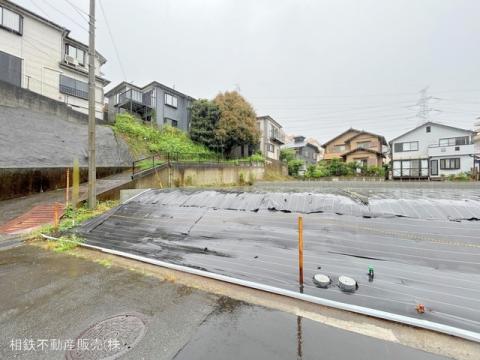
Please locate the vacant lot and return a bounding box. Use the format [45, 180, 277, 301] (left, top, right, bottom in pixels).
[76, 183, 480, 336]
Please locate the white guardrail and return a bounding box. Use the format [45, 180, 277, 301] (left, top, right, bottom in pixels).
[42, 232, 480, 344]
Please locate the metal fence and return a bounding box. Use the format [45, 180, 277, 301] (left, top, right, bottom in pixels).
[131, 152, 261, 176]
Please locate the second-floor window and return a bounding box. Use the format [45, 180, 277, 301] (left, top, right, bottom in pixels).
[267, 144, 274, 152]
[165, 93, 178, 108]
[65, 44, 85, 66]
[59, 75, 88, 100]
[394, 141, 419, 152]
[357, 141, 371, 149]
[0, 6, 22, 35]
[438, 136, 469, 147]
[334, 144, 346, 152]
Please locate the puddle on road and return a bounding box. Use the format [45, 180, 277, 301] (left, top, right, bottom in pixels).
[174, 302, 449, 360]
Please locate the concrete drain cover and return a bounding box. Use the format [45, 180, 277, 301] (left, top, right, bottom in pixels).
[338, 275, 357, 292]
[65, 313, 146, 360]
[312, 273, 331, 288]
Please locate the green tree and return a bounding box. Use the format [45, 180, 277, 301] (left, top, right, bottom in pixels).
[189, 99, 220, 151]
[280, 148, 296, 162]
[280, 148, 305, 176]
[214, 91, 260, 155]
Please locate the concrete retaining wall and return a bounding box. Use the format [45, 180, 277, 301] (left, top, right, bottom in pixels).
[0, 80, 104, 124]
[0, 167, 128, 201]
[132, 163, 265, 189]
[265, 159, 288, 177]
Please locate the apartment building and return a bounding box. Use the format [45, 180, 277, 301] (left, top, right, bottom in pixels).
[0, 0, 109, 118]
[256, 115, 285, 161]
[390, 122, 475, 179]
[322, 128, 387, 167]
[105, 81, 194, 132]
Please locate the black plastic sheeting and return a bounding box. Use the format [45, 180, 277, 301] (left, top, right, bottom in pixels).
[131, 189, 480, 221]
[77, 189, 480, 333]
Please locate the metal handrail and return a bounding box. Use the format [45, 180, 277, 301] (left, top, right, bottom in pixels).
[428, 142, 472, 148]
[131, 152, 260, 176]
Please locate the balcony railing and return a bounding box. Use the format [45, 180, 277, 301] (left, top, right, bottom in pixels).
[118, 89, 142, 105]
[118, 89, 155, 108]
[428, 143, 474, 157]
[428, 142, 472, 148]
[270, 129, 285, 144]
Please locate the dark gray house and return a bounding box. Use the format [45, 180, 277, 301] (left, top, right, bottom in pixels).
[283, 136, 320, 165]
[105, 81, 194, 132]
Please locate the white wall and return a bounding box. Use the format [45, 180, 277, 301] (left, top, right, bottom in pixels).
[257, 118, 282, 161]
[0, 7, 105, 118]
[391, 123, 472, 160]
[431, 155, 474, 177]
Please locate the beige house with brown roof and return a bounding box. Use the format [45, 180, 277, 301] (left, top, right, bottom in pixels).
[322, 128, 387, 167]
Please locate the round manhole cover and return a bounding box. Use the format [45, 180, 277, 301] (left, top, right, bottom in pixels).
[65, 313, 146, 360]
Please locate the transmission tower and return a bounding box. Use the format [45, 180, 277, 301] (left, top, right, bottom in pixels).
[414, 86, 441, 124]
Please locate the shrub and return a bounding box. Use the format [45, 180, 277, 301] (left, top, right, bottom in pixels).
[113, 113, 213, 156]
[306, 164, 330, 178]
[288, 159, 305, 176]
[249, 152, 265, 163]
[328, 158, 349, 176]
[448, 172, 470, 181]
[280, 148, 296, 162]
[304, 160, 385, 178]
[365, 165, 385, 177]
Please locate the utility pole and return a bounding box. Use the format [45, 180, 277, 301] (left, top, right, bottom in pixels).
[87, 0, 96, 209]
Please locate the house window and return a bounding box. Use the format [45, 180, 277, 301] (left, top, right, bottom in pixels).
[426, 126, 431, 133]
[0, 6, 22, 34]
[164, 118, 178, 127]
[393, 159, 428, 177]
[334, 144, 346, 153]
[165, 93, 178, 108]
[439, 136, 469, 147]
[267, 144, 274, 152]
[59, 75, 88, 100]
[65, 44, 85, 66]
[357, 141, 371, 149]
[440, 158, 460, 170]
[394, 141, 419, 152]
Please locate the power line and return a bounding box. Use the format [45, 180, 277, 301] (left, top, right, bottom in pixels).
[249, 88, 480, 101]
[98, 0, 127, 81]
[62, 0, 89, 22]
[41, 0, 89, 32]
[29, 0, 50, 18]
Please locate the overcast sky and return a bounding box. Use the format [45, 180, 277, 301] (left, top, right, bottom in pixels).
[17, 0, 480, 143]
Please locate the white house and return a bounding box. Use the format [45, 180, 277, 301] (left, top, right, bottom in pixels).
[257, 115, 285, 161]
[0, 0, 109, 118]
[390, 122, 475, 179]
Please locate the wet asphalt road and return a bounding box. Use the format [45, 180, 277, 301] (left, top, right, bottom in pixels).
[174, 299, 450, 360]
[0, 245, 452, 360]
[77, 187, 480, 334]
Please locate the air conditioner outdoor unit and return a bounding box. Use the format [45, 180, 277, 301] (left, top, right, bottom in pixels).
[65, 55, 78, 66]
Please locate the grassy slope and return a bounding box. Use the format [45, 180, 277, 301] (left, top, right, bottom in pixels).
[112, 113, 213, 158]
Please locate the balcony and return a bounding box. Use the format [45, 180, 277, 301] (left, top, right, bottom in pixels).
[116, 89, 155, 118]
[428, 143, 474, 157]
[270, 129, 285, 144]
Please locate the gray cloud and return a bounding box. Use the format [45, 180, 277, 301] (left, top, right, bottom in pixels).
[15, 0, 480, 142]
